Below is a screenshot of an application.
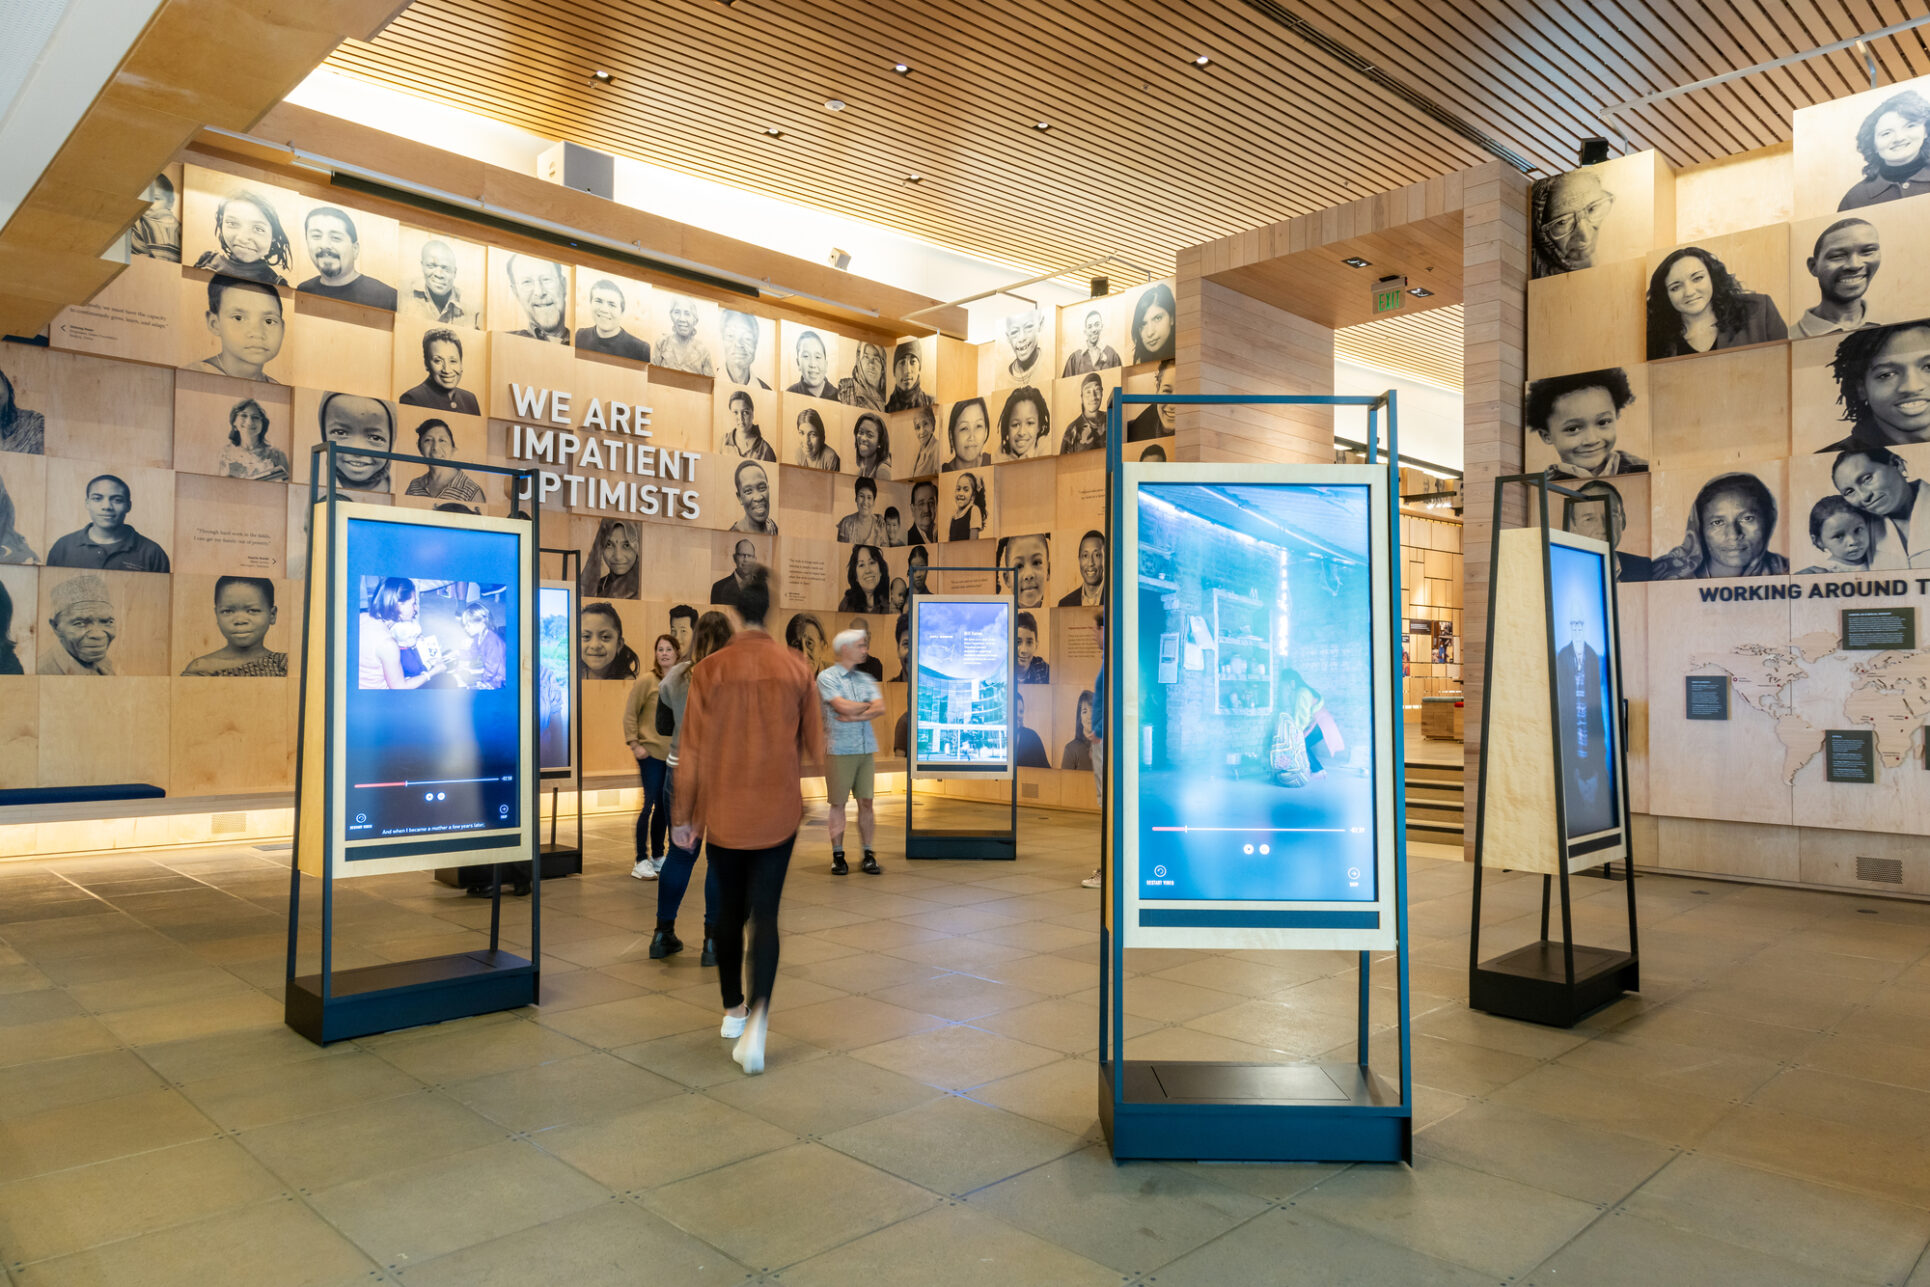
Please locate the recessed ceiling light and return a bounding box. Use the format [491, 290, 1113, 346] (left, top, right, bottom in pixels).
[1032, 120, 1050, 131]
[1409, 286, 1434, 297]
[892, 62, 911, 75]
[824, 99, 846, 112]
[906, 173, 923, 183]
[1192, 54, 1211, 67]
[590, 70, 614, 83]
[764, 126, 783, 138]
[1343, 256, 1372, 268]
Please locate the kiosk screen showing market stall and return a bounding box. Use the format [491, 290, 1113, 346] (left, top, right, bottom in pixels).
[909, 595, 1015, 779]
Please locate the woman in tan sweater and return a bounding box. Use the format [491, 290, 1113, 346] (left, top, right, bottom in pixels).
[624, 634, 680, 879]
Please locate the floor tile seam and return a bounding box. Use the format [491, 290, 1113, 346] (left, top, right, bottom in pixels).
[1, 1189, 318, 1272]
[1743, 1042, 1930, 1112]
[184, 1076, 439, 1137]
[1210, 1193, 1501, 1281]
[1688, 1128, 1930, 1213]
[1531, 1201, 1911, 1287]
[806, 1111, 1086, 1201]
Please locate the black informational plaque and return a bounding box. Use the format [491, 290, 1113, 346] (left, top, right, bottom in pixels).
[1825, 730, 1877, 784]
[1685, 675, 1730, 720]
[1841, 607, 1915, 651]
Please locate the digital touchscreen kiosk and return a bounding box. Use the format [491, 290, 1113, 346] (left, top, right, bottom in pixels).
[909, 595, 1014, 779]
[298, 503, 533, 878]
[1548, 541, 1620, 842]
[537, 581, 575, 777]
[1120, 464, 1397, 951]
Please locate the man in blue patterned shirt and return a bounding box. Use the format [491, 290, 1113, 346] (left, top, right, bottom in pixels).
[817, 628, 886, 874]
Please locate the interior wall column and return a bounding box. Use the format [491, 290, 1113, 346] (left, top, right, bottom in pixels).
[1173, 256, 1336, 466]
[1457, 161, 1532, 856]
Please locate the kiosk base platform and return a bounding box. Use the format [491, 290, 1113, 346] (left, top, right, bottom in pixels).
[433, 847, 580, 889]
[906, 828, 1016, 860]
[1471, 941, 1637, 1028]
[1099, 1061, 1411, 1163]
[286, 949, 537, 1044]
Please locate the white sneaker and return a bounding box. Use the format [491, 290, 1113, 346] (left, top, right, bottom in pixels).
[1081, 871, 1102, 889]
[732, 1007, 767, 1075]
[631, 860, 658, 881]
[652, 856, 667, 875]
[720, 1011, 746, 1039]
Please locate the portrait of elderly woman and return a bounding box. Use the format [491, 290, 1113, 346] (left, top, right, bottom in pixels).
[1652, 472, 1789, 580]
[1526, 368, 1646, 478]
[1645, 247, 1787, 359]
[1839, 89, 1930, 211]
[1815, 319, 1930, 451]
[1531, 169, 1614, 278]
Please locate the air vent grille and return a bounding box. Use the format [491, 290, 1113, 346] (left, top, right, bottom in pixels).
[1855, 856, 1904, 885]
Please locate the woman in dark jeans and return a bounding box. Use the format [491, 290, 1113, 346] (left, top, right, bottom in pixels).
[624, 635, 680, 878]
[649, 612, 731, 962]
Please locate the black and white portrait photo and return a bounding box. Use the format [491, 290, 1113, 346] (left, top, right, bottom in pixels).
[501, 253, 572, 344]
[1838, 89, 1930, 211]
[1792, 218, 1883, 338]
[195, 276, 286, 384]
[181, 575, 285, 676]
[0, 463, 40, 564]
[1140, 443, 1169, 462]
[398, 327, 482, 415]
[785, 327, 838, 401]
[997, 386, 1052, 461]
[0, 566, 31, 673]
[1061, 304, 1122, 376]
[885, 339, 934, 411]
[1811, 319, 1930, 451]
[37, 573, 119, 675]
[1058, 372, 1111, 454]
[1058, 529, 1106, 605]
[574, 275, 651, 361]
[0, 363, 47, 455]
[1652, 470, 1789, 580]
[849, 410, 892, 479]
[190, 187, 293, 285]
[319, 392, 397, 493]
[711, 538, 761, 611]
[46, 473, 169, 573]
[1563, 479, 1653, 582]
[1014, 689, 1050, 769]
[1645, 246, 1788, 359]
[217, 396, 291, 481]
[582, 518, 642, 599]
[906, 479, 940, 545]
[793, 406, 840, 471]
[400, 231, 481, 327]
[1126, 360, 1176, 442]
[996, 532, 1050, 609]
[896, 403, 941, 478]
[721, 389, 777, 462]
[837, 342, 888, 412]
[1129, 281, 1177, 365]
[730, 460, 778, 534]
[1531, 168, 1615, 278]
[785, 611, 830, 674]
[943, 397, 993, 471]
[403, 418, 486, 509]
[837, 544, 890, 613]
[297, 205, 398, 310]
[836, 476, 885, 545]
[994, 309, 1050, 388]
[1525, 368, 1648, 478]
[1015, 610, 1050, 683]
[132, 170, 181, 263]
[720, 308, 772, 388]
[946, 471, 987, 541]
[1823, 445, 1930, 570]
[655, 295, 715, 375]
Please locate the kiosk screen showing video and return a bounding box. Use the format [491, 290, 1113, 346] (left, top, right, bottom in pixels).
[343, 516, 523, 844]
[537, 583, 573, 776]
[1133, 482, 1378, 903]
[1547, 541, 1619, 841]
[913, 597, 1012, 774]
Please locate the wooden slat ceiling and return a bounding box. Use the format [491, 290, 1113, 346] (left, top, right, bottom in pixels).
[324, 0, 1930, 281]
[1337, 305, 1465, 390]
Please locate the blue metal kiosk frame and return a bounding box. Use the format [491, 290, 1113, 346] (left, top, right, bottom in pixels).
[1099, 392, 1415, 1164]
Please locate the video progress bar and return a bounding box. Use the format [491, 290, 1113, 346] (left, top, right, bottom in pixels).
[352, 776, 511, 788]
[1150, 826, 1350, 833]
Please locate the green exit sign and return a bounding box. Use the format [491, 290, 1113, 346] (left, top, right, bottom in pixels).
[1374, 286, 1405, 314]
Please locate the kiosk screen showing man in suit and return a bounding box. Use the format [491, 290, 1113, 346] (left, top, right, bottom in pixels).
[1551, 543, 1619, 839]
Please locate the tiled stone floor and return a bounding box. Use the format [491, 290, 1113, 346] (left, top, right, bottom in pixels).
[2, 798, 1930, 1285]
